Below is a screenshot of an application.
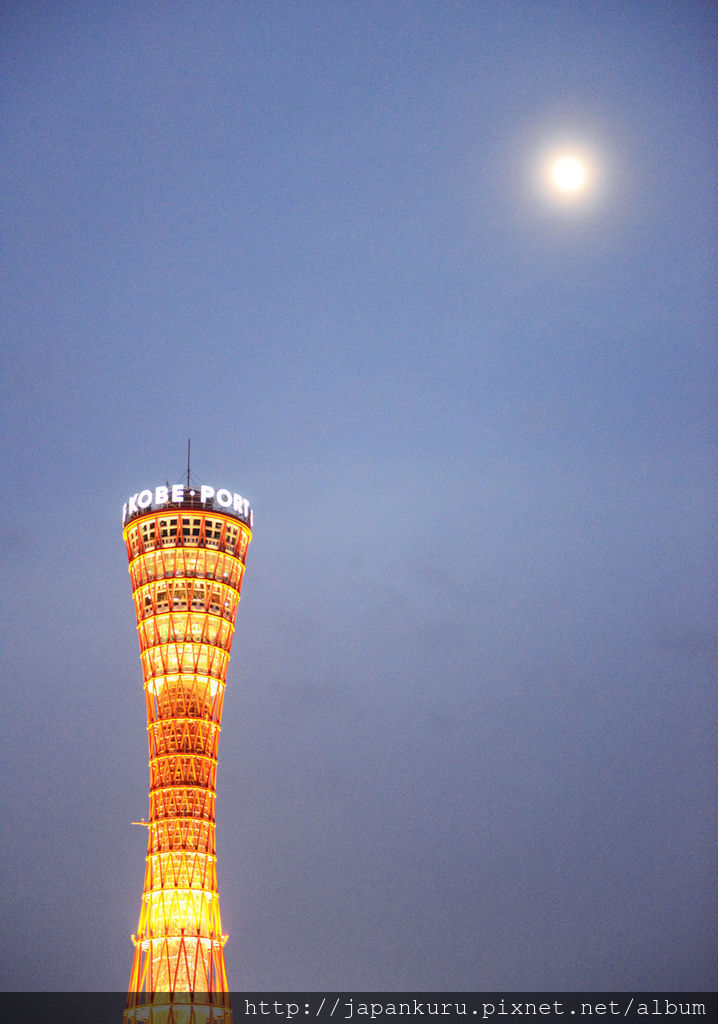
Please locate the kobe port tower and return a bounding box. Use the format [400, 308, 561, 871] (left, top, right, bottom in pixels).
[121, 481, 252, 1024]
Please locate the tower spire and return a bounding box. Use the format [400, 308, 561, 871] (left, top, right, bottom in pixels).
[186, 438, 191, 489]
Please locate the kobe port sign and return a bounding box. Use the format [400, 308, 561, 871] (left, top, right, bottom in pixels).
[122, 484, 252, 526]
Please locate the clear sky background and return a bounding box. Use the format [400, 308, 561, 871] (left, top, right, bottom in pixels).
[2, 0, 716, 993]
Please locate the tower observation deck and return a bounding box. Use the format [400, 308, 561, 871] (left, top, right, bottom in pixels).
[122, 482, 252, 1024]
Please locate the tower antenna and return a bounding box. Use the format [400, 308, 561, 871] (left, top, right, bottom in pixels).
[186, 438, 191, 489]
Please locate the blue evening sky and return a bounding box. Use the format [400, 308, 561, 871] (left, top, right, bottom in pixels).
[2, 0, 716, 991]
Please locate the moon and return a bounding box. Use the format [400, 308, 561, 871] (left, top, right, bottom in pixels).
[549, 154, 589, 194]
[534, 144, 599, 208]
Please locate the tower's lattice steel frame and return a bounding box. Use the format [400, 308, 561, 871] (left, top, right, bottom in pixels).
[122, 488, 251, 1023]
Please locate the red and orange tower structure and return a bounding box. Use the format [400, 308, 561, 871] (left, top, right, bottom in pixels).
[121, 480, 252, 1023]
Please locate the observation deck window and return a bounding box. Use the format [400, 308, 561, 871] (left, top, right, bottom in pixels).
[204, 519, 222, 549]
[182, 517, 202, 545]
[159, 517, 178, 546]
[141, 521, 156, 549]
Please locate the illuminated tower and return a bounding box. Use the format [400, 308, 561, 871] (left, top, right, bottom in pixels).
[122, 482, 252, 1023]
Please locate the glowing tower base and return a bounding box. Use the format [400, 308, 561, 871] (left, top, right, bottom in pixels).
[122, 483, 252, 1024]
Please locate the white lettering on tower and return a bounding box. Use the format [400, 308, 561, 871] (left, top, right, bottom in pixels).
[122, 483, 253, 525]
